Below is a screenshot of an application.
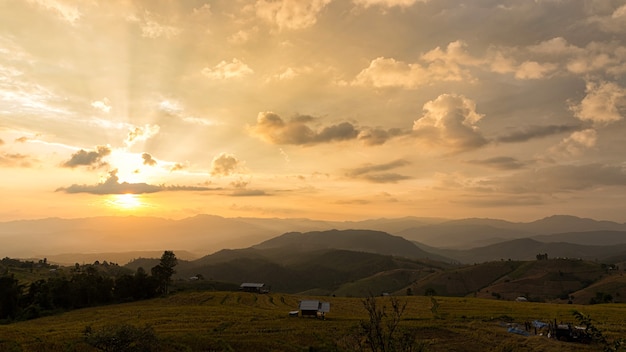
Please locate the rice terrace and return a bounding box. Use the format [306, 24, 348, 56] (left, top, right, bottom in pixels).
[1, 289, 625, 351]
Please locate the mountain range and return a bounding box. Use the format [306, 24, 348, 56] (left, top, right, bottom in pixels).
[122, 228, 626, 303]
[2, 214, 626, 265]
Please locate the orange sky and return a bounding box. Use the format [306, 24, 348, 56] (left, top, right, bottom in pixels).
[1, 0, 626, 223]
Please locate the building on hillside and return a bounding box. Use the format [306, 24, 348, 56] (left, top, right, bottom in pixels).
[239, 282, 270, 293]
[298, 300, 330, 319]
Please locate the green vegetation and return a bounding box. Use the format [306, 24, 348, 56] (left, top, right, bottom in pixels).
[0, 252, 178, 322]
[0, 291, 625, 351]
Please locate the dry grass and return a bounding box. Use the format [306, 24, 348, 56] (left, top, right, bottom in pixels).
[1, 291, 625, 351]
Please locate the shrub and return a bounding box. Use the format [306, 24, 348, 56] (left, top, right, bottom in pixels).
[83, 323, 159, 352]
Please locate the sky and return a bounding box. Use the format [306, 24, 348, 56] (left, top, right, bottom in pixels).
[1, 0, 626, 223]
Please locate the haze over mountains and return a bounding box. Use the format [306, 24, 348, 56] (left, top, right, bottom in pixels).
[2, 214, 626, 266]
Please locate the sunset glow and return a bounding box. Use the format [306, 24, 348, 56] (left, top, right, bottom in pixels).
[107, 194, 143, 211]
[1, 1, 626, 223]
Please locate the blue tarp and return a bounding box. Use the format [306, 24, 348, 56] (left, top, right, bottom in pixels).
[507, 327, 530, 336]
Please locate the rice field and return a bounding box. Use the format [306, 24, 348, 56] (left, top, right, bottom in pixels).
[1, 291, 625, 351]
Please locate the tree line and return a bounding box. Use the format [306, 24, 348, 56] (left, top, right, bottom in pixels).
[0, 251, 177, 322]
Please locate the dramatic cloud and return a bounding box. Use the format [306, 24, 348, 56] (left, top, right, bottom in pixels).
[353, 41, 479, 88]
[57, 170, 160, 194]
[251, 112, 360, 145]
[571, 81, 626, 125]
[346, 159, 411, 183]
[412, 94, 487, 151]
[496, 125, 580, 143]
[254, 0, 332, 30]
[125, 125, 160, 147]
[62, 145, 111, 169]
[467, 157, 525, 170]
[202, 59, 253, 79]
[211, 153, 241, 176]
[56, 170, 214, 195]
[142, 153, 157, 166]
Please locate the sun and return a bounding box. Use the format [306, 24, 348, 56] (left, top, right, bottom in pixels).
[108, 193, 143, 210]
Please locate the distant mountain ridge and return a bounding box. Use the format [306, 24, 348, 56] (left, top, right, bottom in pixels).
[2, 214, 626, 264]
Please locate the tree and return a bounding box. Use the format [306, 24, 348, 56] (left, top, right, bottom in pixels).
[151, 251, 177, 295]
[0, 274, 22, 320]
[355, 295, 426, 352]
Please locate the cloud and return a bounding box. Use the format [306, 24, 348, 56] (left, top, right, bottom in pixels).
[496, 124, 580, 143]
[202, 59, 254, 79]
[57, 170, 160, 195]
[158, 100, 218, 126]
[142, 153, 157, 166]
[346, 159, 411, 183]
[255, 0, 332, 30]
[231, 189, 268, 197]
[62, 145, 111, 169]
[0, 138, 4, 146]
[128, 11, 182, 39]
[352, 0, 426, 8]
[357, 127, 407, 146]
[514, 61, 557, 79]
[211, 153, 241, 176]
[0, 153, 34, 168]
[91, 98, 111, 113]
[15, 136, 30, 143]
[26, 0, 81, 25]
[570, 81, 626, 125]
[550, 129, 598, 156]
[353, 41, 477, 88]
[125, 124, 160, 147]
[412, 94, 488, 151]
[56, 170, 214, 195]
[497, 163, 626, 194]
[170, 163, 186, 172]
[467, 156, 525, 170]
[251, 112, 360, 145]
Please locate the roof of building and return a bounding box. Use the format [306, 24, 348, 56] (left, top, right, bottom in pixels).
[299, 300, 321, 311]
[240, 283, 265, 288]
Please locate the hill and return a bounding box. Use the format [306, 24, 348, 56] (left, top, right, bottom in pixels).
[429, 238, 626, 263]
[253, 229, 443, 260]
[474, 259, 609, 303]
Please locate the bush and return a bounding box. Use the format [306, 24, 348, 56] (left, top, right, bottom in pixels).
[83, 323, 159, 352]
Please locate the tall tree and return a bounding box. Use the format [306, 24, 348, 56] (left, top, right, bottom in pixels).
[151, 251, 177, 295]
[0, 274, 22, 320]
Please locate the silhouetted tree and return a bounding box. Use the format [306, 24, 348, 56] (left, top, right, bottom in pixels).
[356, 294, 425, 352]
[0, 274, 21, 320]
[151, 251, 177, 295]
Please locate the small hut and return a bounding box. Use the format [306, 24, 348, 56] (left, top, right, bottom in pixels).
[298, 300, 330, 318]
[239, 282, 269, 293]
